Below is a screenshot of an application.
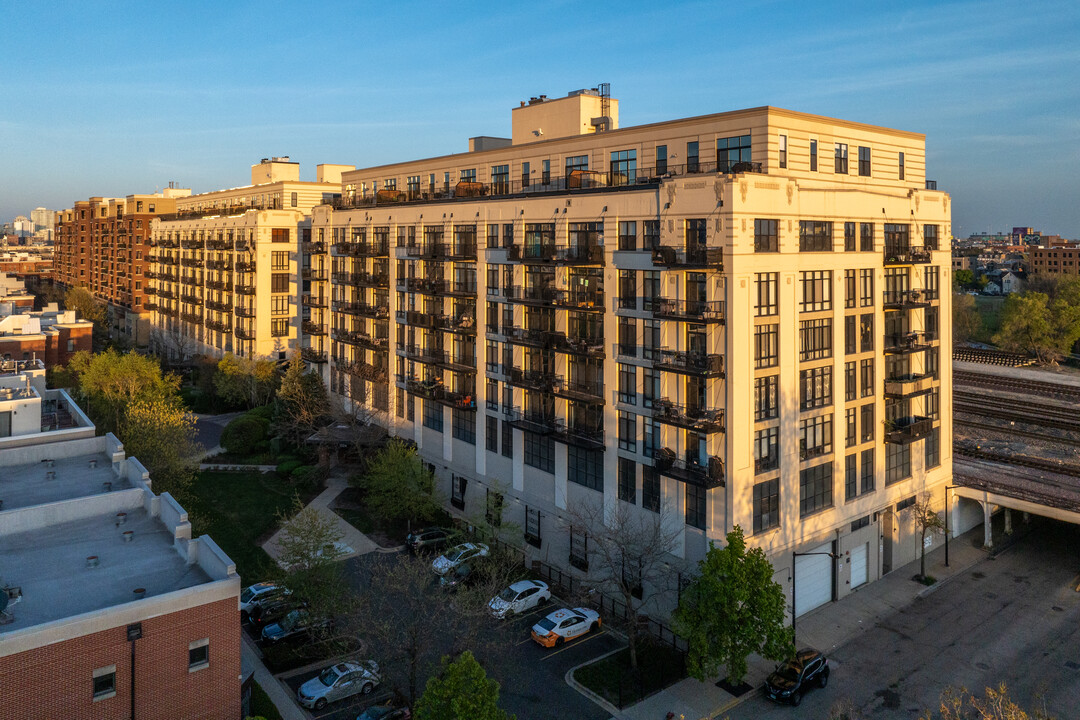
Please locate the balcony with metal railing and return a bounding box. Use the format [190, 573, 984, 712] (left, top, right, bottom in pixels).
[885, 416, 934, 444]
[180, 292, 202, 305]
[236, 283, 256, 295]
[884, 246, 933, 265]
[552, 376, 604, 403]
[180, 311, 203, 325]
[507, 406, 556, 434]
[235, 306, 255, 318]
[506, 366, 555, 391]
[205, 299, 232, 313]
[653, 449, 725, 489]
[652, 349, 725, 378]
[651, 246, 723, 270]
[552, 418, 604, 450]
[403, 376, 476, 410]
[235, 261, 256, 273]
[507, 244, 604, 265]
[339, 358, 389, 382]
[399, 345, 475, 374]
[652, 299, 725, 323]
[206, 279, 233, 292]
[553, 332, 605, 358]
[302, 320, 326, 336]
[652, 398, 725, 434]
[302, 240, 327, 254]
[235, 326, 256, 340]
[333, 299, 389, 320]
[207, 238, 232, 251]
[302, 267, 327, 281]
[205, 318, 231, 334]
[333, 241, 390, 258]
[303, 294, 328, 308]
[301, 347, 328, 363]
[883, 290, 932, 310]
[884, 372, 936, 398]
[884, 331, 937, 354]
[205, 259, 231, 271]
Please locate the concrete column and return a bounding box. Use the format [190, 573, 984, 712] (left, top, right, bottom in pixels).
[983, 501, 993, 549]
[1004, 508, 1013, 535]
[1023, 511, 1031, 524]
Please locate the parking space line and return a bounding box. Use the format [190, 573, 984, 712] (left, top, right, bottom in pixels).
[539, 630, 607, 660]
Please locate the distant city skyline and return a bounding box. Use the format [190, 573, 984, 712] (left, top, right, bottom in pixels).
[1, 0, 1077, 237]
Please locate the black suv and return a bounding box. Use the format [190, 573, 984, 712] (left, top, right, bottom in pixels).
[764, 648, 829, 706]
[406, 527, 453, 554]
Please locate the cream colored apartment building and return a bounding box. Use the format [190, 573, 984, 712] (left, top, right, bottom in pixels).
[147, 159, 349, 360]
[305, 89, 952, 616]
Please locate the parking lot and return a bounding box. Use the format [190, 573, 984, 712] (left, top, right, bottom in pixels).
[259, 552, 622, 720]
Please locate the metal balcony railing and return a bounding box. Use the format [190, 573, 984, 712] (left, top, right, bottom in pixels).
[652, 398, 725, 434]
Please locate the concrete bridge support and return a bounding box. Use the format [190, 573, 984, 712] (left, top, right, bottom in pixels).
[983, 500, 993, 549]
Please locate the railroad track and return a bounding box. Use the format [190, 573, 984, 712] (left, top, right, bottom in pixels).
[954, 391, 1080, 419]
[953, 403, 1080, 434]
[953, 444, 1080, 479]
[954, 418, 1071, 446]
[954, 370, 1080, 401]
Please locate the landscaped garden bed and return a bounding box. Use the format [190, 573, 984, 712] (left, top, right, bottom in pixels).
[573, 638, 687, 709]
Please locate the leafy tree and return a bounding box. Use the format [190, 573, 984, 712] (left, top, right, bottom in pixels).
[906, 492, 946, 582]
[953, 269, 975, 290]
[922, 682, 1056, 719]
[64, 286, 110, 351]
[952, 292, 983, 344]
[354, 439, 441, 524]
[672, 526, 792, 685]
[221, 414, 269, 455]
[274, 353, 329, 446]
[991, 292, 1080, 363]
[565, 500, 681, 669]
[414, 651, 514, 720]
[273, 499, 356, 633]
[213, 353, 279, 409]
[68, 348, 180, 434]
[121, 397, 201, 501]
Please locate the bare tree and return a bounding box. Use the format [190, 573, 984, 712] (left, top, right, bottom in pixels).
[907, 492, 947, 582]
[564, 499, 682, 669]
[148, 323, 198, 367]
[335, 393, 390, 458]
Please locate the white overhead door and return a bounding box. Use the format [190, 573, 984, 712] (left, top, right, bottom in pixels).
[850, 542, 868, 589]
[794, 541, 834, 617]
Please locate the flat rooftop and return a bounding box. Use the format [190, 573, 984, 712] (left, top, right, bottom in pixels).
[0, 506, 212, 631]
[0, 452, 127, 511]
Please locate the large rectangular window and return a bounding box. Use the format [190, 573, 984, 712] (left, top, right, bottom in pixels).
[800, 414, 833, 460]
[685, 484, 706, 529]
[753, 478, 780, 533]
[754, 374, 779, 421]
[861, 448, 875, 494]
[799, 318, 832, 361]
[898, 151, 905, 180]
[618, 457, 636, 504]
[642, 467, 660, 512]
[524, 431, 554, 473]
[755, 324, 779, 368]
[858, 146, 871, 176]
[835, 143, 849, 174]
[844, 222, 856, 252]
[925, 428, 941, 469]
[861, 403, 875, 443]
[800, 366, 832, 410]
[885, 443, 911, 485]
[800, 270, 832, 311]
[810, 139, 818, 171]
[754, 219, 779, 253]
[924, 224, 940, 251]
[754, 427, 780, 474]
[618, 221, 637, 251]
[610, 149, 637, 185]
[618, 364, 636, 405]
[755, 272, 779, 315]
[800, 462, 834, 517]
[860, 359, 875, 398]
[799, 221, 832, 252]
[656, 145, 667, 174]
[778, 134, 787, 169]
[717, 134, 752, 171]
[845, 454, 858, 501]
[486, 415, 498, 452]
[860, 222, 874, 251]
[568, 446, 603, 490]
[618, 411, 637, 452]
[423, 399, 443, 432]
[452, 409, 475, 444]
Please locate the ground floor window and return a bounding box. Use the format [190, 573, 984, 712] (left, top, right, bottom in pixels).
[685, 484, 706, 529]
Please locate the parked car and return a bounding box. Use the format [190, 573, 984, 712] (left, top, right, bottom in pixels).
[439, 562, 488, 590]
[488, 580, 551, 619]
[406, 527, 453, 554]
[763, 648, 830, 706]
[239, 582, 288, 621]
[431, 543, 488, 575]
[248, 595, 301, 630]
[260, 609, 329, 646]
[357, 702, 411, 720]
[530, 607, 601, 647]
[297, 660, 380, 710]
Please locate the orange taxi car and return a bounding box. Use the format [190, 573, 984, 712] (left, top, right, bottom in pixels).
[530, 607, 601, 647]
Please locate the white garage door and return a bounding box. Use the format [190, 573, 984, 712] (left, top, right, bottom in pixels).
[795, 541, 834, 617]
[850, 542, 868, 588]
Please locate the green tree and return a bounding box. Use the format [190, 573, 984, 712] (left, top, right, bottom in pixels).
[414, 651, 514, 720]
[121, 397, 201, 501]
[993, 292, 1062, 362]
[69, 349, 180, 434]
[64, 286, 110, 351]
[952, 292, 982, 344]
[274, 353, 329, 446]
[354, 439, 441, 524]
[672, 526, 793, 685]
[213, 353, 279, 409]
[953, 269, 975, 290]
[907, 492, 946, 582]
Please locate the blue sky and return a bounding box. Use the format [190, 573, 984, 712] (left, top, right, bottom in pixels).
[2, 0, 1078, 237]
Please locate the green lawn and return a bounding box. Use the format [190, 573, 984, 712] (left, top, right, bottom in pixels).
[248, 679, 284, 720]
[574, 639, 687, 709]
[186, 470, 319, 581]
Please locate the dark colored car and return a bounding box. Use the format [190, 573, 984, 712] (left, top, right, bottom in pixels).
[438, 562, 484, 591]
[406, 527, 452, 554]
[764, 648, 829, 706]
[248, 596, 302, 631]
[357, 703, 411, 720]
[259, 609, 330, 646]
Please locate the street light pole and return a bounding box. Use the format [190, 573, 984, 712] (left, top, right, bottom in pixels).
[791, 550, 840, 646]
[944, 485, 958, 567]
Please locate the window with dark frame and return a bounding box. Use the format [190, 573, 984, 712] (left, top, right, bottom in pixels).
[618, 364, 636, 405]
[799, 415, 833, 460]
[755, 324, 779, 368]
[844, 270, 857, 309]
[844, 222, 856, 252]
[799, 221, 832, 252]
[861, 403, 875, 443]
[754, 426, 780, 473]
[451, 474, 467, 510]
[800, 461, 834, 516]
[642, 466, 660, 512]
[810, 139, 818, 171]
[754, 219, 779, 253]
[846, 407, 857, 448]
[858, 146, 871, 176]
[800, 269, 832, 310]
[502, 419, 512, 458]
[618, 457, 636, 503]
[717, 135, 752, 171]
[755, 272, 779, 315]
[885, 442, 911, 485]
[778, 134, 787, 169]
[618, 411, 637, 452]
[925, 428, 941, 469]
[835, 143, 849, 174]
[93, 667, 116, 699]
[618, 220, 637, 251]
[845, 454, 858, 501]
[423, 399, 443, 432]
[685, 484, 706, 529]
[799, 318, 832, 361]
[486, 415, 498, 452]
[860, 222, 874, 251]
[861, 448, 875, 494]
[189, 640, 209, 669]
[898, 151, 905, 180]
[656, 145, 668, 175]
[800, 366, 832, 410]
[568, 446, 603, 491]
[754, 374, 779, 421]
[860, 358, 875, 398]
[524, 430, 554, 473]
[753, 478, 780, 533]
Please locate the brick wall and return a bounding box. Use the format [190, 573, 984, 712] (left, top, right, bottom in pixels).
[0, 597, 240, 720]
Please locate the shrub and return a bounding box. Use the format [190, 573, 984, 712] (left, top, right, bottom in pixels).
[248, 404, 275, 421]
[277, 459, 305, 476]
[221, 416, 266, 455]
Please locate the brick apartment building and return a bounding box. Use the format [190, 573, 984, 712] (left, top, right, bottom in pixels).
[0, 361, 241, 718]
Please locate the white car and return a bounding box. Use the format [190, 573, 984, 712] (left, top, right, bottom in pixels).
[297, 660, 380, 710]
[488, 580, 551, 619]
[530, 607, 601, 647]
[432, 543, 489, 575]
[239, 582, 287, 620]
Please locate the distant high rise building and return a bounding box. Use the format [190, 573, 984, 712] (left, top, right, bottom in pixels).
[30, 207, 53, 230]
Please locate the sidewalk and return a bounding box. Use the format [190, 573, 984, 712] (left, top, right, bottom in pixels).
[613, 526, 994, 720]
[262, 473, 386, 565]
[242, 634, 308, 720]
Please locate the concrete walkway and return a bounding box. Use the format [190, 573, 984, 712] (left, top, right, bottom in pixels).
[242, 633, 307, 720]
[262, 473, 387, 566]
[614, 526, 994, 720]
